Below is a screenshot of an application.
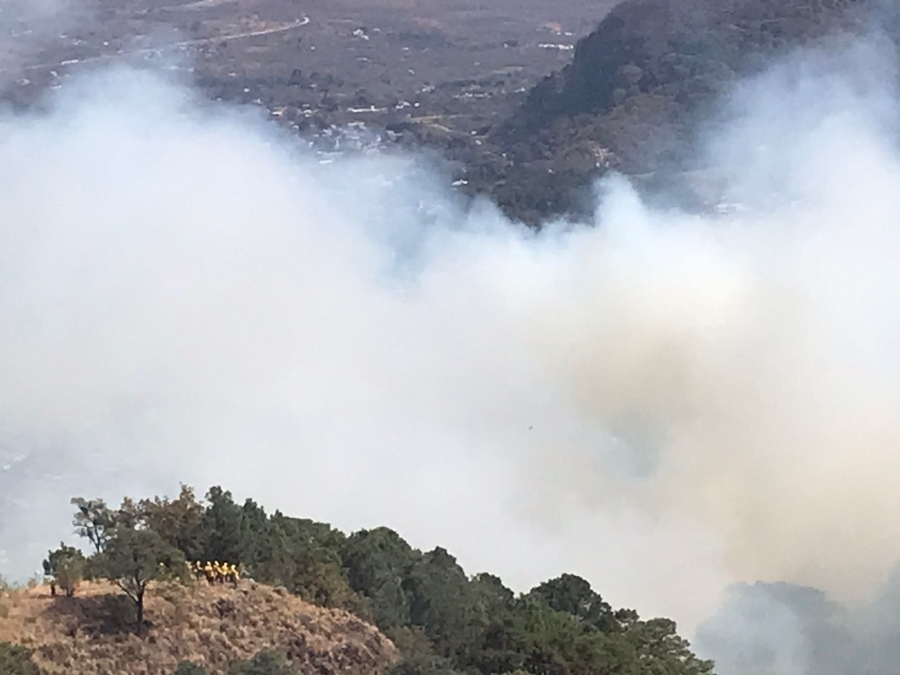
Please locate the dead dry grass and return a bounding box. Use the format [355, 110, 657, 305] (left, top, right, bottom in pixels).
[0, 579, 398, 675]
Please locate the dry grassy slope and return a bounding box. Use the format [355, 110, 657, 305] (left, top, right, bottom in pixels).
[0, 580, 398, 675]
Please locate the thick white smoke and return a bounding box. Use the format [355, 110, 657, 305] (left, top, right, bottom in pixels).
[2, 32, 900, 656]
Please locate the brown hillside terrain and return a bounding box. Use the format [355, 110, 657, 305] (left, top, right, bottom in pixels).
[0, 580, 398, 675]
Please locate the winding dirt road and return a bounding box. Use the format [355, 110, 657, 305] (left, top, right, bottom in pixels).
[3, 15, 310, 74]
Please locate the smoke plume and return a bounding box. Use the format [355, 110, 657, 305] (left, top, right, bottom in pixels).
[695, 575, 900, 675]
[2, 23, 900, 671]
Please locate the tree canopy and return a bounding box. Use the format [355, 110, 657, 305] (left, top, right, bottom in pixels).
[99, 526, 184, 634]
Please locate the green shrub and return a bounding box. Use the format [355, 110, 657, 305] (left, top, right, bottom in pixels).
[42, 543, 86, 597]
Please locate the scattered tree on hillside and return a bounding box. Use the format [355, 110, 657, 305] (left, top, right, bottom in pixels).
[341, 527, 416, 629]
[173, 662, 209, 675]
[528, 574, 618, 632]
[139, 484, 206, 561]
[199, 486, 246, 564]
[622, 618, 715, 675]
[251, 510, 361, 611]
[236, 498, 269, 568]
[71, 497, 118, 553]
[405, 547, 479, 662]
[42, 543, 86, 597]
[91, 526, 184, 635]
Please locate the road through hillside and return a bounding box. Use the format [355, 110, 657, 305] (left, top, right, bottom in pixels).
[1, 15, 311, 74]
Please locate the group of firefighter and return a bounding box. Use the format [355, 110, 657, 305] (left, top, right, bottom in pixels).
[190, 560, 242, 586]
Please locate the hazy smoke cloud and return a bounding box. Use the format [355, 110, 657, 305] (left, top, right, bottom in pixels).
[1, 29, 900, 666]
[0, 0, 73, 24]
[695, 574, 900, 675]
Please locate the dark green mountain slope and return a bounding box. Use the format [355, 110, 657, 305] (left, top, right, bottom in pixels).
[479, 0, 897, 222]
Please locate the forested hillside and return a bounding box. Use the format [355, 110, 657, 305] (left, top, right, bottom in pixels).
[1, 486, 714, 675]
[478, 0, 899, 221]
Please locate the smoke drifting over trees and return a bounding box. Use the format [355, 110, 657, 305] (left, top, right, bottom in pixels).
[3, 17, 900, 675]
